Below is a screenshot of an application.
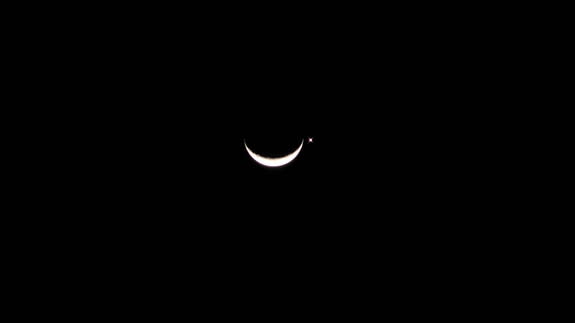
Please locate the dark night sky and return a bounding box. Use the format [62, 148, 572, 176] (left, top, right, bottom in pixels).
[37, 7, 490, 294]
[73, 45, 467, 244]
[10, 7, 513, 311]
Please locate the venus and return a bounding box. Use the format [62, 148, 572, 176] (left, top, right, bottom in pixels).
[244, 138, 304, 167]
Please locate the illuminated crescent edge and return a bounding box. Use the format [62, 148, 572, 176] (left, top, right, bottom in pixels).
[244, 139, 304, 167]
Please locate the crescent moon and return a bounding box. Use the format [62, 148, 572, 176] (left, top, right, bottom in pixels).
[244, 139, 304, 167]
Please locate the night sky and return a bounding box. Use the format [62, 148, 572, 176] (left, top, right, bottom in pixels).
[75, 65, 465, 248]
[37, 7, 490, 302]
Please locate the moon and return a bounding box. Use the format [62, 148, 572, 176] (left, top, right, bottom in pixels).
[244, 138, 304, 167]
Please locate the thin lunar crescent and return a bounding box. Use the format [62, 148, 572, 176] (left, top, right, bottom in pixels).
[244, 139, 304, 167]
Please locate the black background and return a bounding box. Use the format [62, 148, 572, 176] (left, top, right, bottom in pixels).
[22, 5, 494, 306]
[43, 9, 478, 242]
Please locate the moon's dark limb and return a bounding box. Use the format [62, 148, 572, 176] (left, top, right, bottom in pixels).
[243, 136, 303, 158]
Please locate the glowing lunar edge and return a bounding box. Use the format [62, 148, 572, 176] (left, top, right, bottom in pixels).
[244, 139, 304, 167]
